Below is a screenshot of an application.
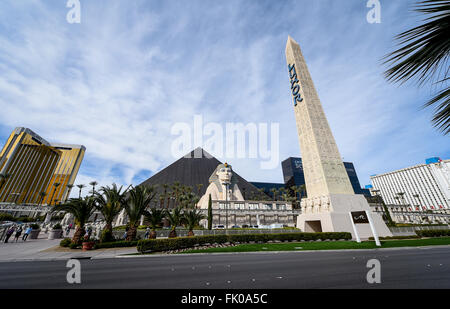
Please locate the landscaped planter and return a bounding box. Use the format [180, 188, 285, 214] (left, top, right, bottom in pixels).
[29, 229, 41, 239]
[48, 229, 63, 240]
[82, 241, 95, 251]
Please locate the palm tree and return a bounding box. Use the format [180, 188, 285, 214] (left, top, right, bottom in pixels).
[298, 184, 306, 199]
[124, 185, 157, 241]
[51, 197, 97, 244]
[162, 184, 169, 209]
[384, 0, 450, 134]
[207, 194, 213, 230]
[76, 184, 86, 198]
[49, 182, 61, 205]
[166, 207, 183, 238]
[95, 184, 127, 242]
[144, 208, 166, 239]
[270, 188, 277, 201]
[196, 183, 204, 196]
[257, 188, 266, 200]
[65, 184, 74, 202]
[38, 191, 47, 206]
[89, 181, 98, 197]
[183, 209, 206, 236]
[0, 173, 10, 193]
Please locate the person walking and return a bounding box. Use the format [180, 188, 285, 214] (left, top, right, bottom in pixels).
[65, 225, 71, 236]
[22, 225, 32, 241]
[123, 225, 129, 240]
[14, 225, 23, 242]
[4, 226, 15, 243]
[144, 227, 150, 239]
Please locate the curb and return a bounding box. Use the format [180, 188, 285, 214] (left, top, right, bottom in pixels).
[113, 244, 450, 259]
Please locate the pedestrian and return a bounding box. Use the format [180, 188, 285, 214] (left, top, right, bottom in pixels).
[123, 225, 129, 240]
[14, 225, 23, 242]
[22, 225, 32, 241]
[144, 227, 150, 239]
[4, 226, 15, 243]
[65, 225, 71, 236]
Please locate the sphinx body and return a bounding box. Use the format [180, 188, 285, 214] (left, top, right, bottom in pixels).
[197, 163, 244, 209]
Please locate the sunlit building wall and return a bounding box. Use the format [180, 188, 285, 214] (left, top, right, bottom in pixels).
[0, 127, 85, 205]
[370, 158, 450, 210]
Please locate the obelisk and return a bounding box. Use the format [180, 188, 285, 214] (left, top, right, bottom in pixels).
[285, 36, 391, 238]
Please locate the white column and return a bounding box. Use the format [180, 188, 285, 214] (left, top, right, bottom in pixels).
[348, 212, 361, 243]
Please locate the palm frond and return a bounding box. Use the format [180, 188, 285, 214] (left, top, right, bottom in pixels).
[383, 0, 450, 85]
[424, 84, 450, 133]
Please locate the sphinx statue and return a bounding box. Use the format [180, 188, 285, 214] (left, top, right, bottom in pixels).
[197, 163, 244, 209]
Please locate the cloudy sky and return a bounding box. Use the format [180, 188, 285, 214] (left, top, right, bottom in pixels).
[0, 0, 448, 196]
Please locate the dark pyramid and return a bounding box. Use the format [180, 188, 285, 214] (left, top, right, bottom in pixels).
[138, 147, 262, 200]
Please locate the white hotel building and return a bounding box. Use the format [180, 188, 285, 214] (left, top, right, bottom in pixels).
[370, 158, 450, 210]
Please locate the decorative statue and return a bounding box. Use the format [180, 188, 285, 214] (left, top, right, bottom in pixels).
[197, 163, 244, 209]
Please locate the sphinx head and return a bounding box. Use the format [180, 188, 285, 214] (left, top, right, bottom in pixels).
[216, 163, 232, 184]
[209, 163, 238, 191]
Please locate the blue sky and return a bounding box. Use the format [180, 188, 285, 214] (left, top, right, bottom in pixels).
[0, 0, 448, 196]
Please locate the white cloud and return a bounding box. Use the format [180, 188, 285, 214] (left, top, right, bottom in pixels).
[0, 0, 448, 191]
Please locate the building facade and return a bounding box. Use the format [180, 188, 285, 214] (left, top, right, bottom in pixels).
[281, 157, 367, 196]
[0, 127, 85, 205]
[370, 158, 450, 210]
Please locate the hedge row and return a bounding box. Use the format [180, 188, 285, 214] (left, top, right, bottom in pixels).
[94, 240, 139, 249]
[137, 232, 352, 253]
[416, 229, 450, 238]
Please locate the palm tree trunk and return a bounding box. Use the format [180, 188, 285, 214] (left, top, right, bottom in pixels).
[168, 228, 177, 238]
[105, 222, 112, 233]
[72, 226, 85, 244]
[126, 225, 137, 241]
[150, 230, 157, 239]
[188, 230, 194, 237]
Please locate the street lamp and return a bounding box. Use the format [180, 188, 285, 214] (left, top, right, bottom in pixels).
[223, 181, 230, 229]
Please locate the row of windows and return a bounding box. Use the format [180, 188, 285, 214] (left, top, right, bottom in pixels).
[218, 203, 287, 210]
[372, 165, 448, 209]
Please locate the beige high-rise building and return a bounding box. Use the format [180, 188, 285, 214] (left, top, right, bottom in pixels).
[0, 127, 85, 205]
[285, 36, 391, 238]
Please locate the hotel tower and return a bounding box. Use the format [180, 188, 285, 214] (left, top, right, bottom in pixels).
[0, 127, 85, 205]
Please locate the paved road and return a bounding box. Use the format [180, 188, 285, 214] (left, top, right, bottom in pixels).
[0, 246, 449, 289]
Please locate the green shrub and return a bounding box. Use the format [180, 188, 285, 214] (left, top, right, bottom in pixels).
[31, 223, 40, 230]
[16, 216, 35, 223]
[0, 213, 16, 222]
[60, 238, 72, 247]
[100, 230, 115, 243]
[94, 240, 139, 249]
[52, 223, 62, 230]
[137, 232, 352, 253]
[416, 229, 450, 238]
[69, 242, 80, 249]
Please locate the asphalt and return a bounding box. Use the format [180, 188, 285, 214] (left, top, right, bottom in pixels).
[0, 246, 449, 289]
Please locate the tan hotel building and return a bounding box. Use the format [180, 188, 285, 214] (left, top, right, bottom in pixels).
[0, 127, 85, 205]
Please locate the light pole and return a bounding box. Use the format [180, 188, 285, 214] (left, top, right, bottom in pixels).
[224, 181, 230, 229]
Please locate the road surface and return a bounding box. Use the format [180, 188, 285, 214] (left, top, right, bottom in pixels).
[0, 246, 449, 289]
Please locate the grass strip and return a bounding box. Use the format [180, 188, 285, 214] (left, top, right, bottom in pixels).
[178, 237, 450, 254]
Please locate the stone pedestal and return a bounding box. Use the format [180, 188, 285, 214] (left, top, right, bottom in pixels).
[297, 194, 392, 239]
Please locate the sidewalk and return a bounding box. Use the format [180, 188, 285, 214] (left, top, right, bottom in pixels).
[0, 232, 137, 262]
